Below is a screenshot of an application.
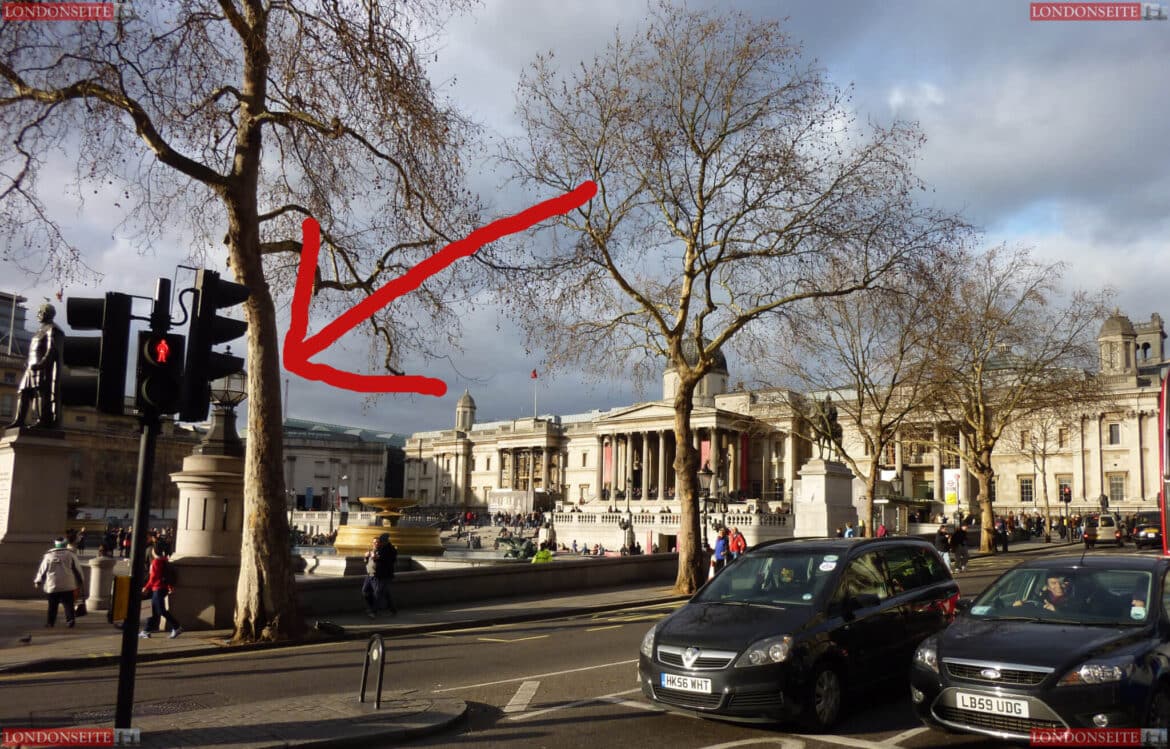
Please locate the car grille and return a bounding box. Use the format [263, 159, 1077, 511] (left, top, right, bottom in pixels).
[650, 686, 723, 710]
[944, 661, 1050, 685]
[725, 690, 781, 711]
[656, 645, 737, 671]
[936, 706, 1062, 733]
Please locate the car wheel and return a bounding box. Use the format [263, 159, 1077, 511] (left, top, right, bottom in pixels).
[1147, 687, 1170, 731]
[802, 663, 843, 732]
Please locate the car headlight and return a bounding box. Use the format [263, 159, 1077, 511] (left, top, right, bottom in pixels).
[640, 624, 658, 658]
[734, 635, 792, 667]
[1058, 658, 1133, 686]
[914, 638, 939, 674]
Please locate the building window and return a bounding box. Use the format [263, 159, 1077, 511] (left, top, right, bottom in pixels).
[1057, 475, 1072, 502]
[0, 393, 12, 418]
[471, 457, 477, 472]
[1108, 423, 1121, 445]
[1058, 428, 1068, 449]
[314, 460, 327, 477]
[3, 372, 14, 384]
[1019, 476, 1034, 503]
[580, 484, 588, 501]
[1108, 474, 1126, 504]
[582, 451, 588, 468]
[486, 457, 491, 472]
[1020, 431, 1029, 451]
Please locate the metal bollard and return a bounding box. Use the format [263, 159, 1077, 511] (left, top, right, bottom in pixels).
[359, 634, 387, 709]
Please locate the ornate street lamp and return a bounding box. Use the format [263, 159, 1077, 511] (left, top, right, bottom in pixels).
[198, 370, 247, 458]
[698, 464, 714, 545]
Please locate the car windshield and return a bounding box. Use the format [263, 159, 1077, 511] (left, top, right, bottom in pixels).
[968, 567, 1153, 626]
[693, 550, 839, 606]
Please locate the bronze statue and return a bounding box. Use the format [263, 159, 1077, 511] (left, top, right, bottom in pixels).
[813, 395, 842, 460]
[5, 302, 64, 430]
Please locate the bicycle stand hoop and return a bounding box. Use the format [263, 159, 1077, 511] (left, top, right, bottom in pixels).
[358, 633, 387, 709]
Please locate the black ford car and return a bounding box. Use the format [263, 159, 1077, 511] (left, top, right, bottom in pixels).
[638, 537, 959, 729]
[911, 554, 1170, 743]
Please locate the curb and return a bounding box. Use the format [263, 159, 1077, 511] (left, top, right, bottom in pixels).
[0, 594, 688, 675]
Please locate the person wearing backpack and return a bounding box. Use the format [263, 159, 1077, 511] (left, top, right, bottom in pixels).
[139, 550, 182, 639]
[362, 534, 398, 618]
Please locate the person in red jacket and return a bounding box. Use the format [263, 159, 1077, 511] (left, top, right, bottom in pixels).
[729, 527, 747, 560]
[139, 552, 182, 639]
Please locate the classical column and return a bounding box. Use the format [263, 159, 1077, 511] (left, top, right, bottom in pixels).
[958, 431, 969, 507]
[932, 424, 943, 506]
[542, 447, 551, 492]
[783, 430, 795, 501]
[433, 452, 441, 504]
[641, 432, 650, 499]
[1136, 411, 1145, 501]
[762, 437, 771, 498]
[657, 430, 667, 500]
[596, 435, 604, 500]
[624, 434, 634, 495]
[711, 428, 722, 495]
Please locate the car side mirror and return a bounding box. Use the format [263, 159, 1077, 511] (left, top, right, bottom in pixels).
[955, 598, 974, 613]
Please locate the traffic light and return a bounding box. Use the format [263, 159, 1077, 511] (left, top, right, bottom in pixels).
[179, 269, 249, 422]
[60, 292, 134, 415]
[1060, 486, 1072, 503]
[135, 331, 185, 414]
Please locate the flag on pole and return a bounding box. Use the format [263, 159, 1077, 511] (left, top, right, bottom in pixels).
[531, 369, 538, 379]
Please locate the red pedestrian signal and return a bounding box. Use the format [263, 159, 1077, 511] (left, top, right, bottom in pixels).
[136, 332, 185, 414]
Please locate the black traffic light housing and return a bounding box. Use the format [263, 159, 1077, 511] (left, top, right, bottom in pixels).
[179, 269, 249, 422]
[135, 331, 185, 414]
[1060, 486, 1072, 503]
[60, 292, 133, 415]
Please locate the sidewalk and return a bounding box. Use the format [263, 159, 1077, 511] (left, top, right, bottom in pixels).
[0, 582, 686, 748]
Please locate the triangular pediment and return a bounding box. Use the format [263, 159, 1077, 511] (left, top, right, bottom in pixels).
[597, 401, 718, 425]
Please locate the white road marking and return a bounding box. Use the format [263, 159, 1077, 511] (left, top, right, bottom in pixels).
[477, 635, 550, 643]
[882, 726, 931, 746]
[586, 625, 622, 632]
[596, 694, 662, 712]
[431, 658, 638, 692]
[793, 734, 901, 749]
[503, 680, 541, 713]
[506, 687, 643, 721]
[699, 739, 805, 748]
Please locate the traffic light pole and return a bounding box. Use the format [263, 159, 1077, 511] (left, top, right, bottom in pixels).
[114, 411, 160, 728]
[114, 278, 170, 729]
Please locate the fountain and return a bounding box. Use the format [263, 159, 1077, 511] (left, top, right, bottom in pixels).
[306, 497, 443, 576]
[333, 497, 444, 556]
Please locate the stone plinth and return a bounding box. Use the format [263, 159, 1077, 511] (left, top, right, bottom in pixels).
[794, 459, 857, 539]
[168, 452, 244, 629]
[0, 428, 71, 598]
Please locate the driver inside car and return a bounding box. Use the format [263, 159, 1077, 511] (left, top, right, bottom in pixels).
[1014, 574, 1074, 612]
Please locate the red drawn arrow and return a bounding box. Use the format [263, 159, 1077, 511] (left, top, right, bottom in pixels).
[283, 181, 597, 396]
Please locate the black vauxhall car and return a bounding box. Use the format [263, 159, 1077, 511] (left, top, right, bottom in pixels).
[638, 537, 959, 730]
[911, 553, 1170, 743]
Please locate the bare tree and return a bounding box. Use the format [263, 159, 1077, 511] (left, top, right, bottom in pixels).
[925, 245, 1109, 552]
[777, 254, 962, 537]
[1, 1, 480, 641]
[499, 2, 963, 593]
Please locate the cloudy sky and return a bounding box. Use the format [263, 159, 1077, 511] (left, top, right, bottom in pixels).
[3, 0, 1169, 438]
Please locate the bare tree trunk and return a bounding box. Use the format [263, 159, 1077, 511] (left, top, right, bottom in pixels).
[671, 379, 703, 595]
[976, 471, 995, 552]
[862, 472, 877, 537]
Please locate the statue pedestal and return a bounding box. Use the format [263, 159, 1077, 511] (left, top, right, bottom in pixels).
[0, 428, 71, 598]
[169, 453, 244, 629]
[794, 459, 856, 538]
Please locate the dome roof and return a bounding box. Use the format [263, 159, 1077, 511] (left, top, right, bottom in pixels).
[666, 338, 728, 373]
[1099, 313, 1135, 338]
[457, 389, 476, 409]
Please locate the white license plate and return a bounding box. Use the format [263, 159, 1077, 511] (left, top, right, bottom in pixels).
[661, 673, 712, 693]
[956, 691, 1029, 718]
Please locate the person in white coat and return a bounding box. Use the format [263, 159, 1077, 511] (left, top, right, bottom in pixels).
[33, 537, 84, 628]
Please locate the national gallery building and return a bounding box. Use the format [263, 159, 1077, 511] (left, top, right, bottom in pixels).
[402, 313, 1168, 533]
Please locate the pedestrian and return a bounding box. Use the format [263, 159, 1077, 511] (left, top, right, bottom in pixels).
[713, 528, 730, 574]
[934, 524, 952, 571]
[729, 526, 747, 560]
[139, 550, 182, 639]
[876, 522, 888, 538]
[950, 523, 969, 573]
[34, 537, 85, 628]
[363, 534, 398, 618]
[844, 522, 857, 538]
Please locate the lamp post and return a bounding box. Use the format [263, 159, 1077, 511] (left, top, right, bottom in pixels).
[698, 464, 714, 546]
